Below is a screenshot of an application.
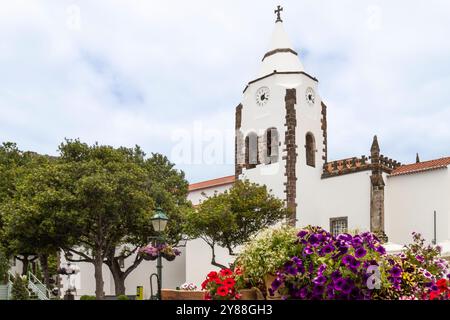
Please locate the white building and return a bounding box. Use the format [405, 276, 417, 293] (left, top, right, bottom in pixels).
[185, 8, 450, 286]
[10, 7, 448, 299]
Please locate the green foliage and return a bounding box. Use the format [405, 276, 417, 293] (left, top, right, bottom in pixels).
[116, 294, 129, 300]
[235, 226, 299, 286]
[185, 180, 288, 260]
[0, 139, 191, 297]
[0, 247, 10, 284]
[11, 274, 29, 300]
[80, 295, 96, 300]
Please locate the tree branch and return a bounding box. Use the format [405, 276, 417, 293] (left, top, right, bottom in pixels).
[208, 242, 227, 269]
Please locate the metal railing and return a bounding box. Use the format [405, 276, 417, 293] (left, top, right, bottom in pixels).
[27, 271, 51, 300]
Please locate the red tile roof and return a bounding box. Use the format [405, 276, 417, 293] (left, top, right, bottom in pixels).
[188, 175, 235, 192]
[390, 157, 450, 177]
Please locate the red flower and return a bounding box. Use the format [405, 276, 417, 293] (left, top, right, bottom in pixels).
[223, 278, 236, 288]
[204, 292, 211, 300]
[207, 271, 218, 279]
[213, 278, 223, 285]
[430, 290, 441, 300]
[437, 279, 448, 290]
[234, 266, 243, 275]
[216, 286, 229, 297]
[235, 293, 242, 300]
[220, 268, 233, 277]
[201, 279, 209, 290]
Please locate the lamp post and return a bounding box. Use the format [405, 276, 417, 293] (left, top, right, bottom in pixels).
[57, 259, 80, 300]
[150, 207, 168, 300]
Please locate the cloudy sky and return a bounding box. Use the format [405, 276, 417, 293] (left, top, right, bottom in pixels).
[1, 0, 449, 183]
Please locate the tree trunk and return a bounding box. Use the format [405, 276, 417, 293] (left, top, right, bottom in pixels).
[93, 252, 104, 300]
[38, 253, 50, 288]
[108, 257, 126, 296]
[21, 255, 29, 276]
[209, 244, 227, 269]
[112, 271, 126, 296]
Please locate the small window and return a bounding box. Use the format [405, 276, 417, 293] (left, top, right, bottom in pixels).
[245, 132, 258, 168]
[266, 128, 279, 164]
[330, 217, 348, 237]
[305, 132, 316, 167]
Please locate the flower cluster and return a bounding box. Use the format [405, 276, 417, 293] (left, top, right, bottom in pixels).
[270, 226, 398, 300]
[202, 269, 241, 300]
[428, 278, 450, 300]
[138, 243, 181, 261]
[179, 282, 198, 291]
[390, 232, 450, 299]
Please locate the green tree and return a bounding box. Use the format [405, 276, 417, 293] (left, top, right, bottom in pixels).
[184, 180, 288, 269]
[57, 140, 190, 298]
[103, 153, 190, 296]
[0, 246, 10, 284]
[0, 142, 52, 275]
[0, 153, 75, 285]
[11, 274, 29, 300]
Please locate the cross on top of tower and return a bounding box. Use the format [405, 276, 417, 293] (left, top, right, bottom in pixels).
[274, 5, 283, 23]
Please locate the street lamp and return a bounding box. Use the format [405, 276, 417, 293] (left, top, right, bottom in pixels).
[151, 207, 169, 232]
[57, 259, 80, 300]
[149, 207, 168, 300]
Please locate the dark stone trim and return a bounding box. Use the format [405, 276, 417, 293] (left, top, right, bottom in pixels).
[283, 88, 297, 226]
[321, 152, 400, 179]
[243, 71, 318, 93]
[321, 101, 328, 163]
[262, 48, 298, 61]
[369, 135, 386, 237]
[235, 104, 243, 179]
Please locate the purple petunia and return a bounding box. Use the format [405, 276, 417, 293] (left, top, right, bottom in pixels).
[415, 255, 424, 263]
[390, 265, 402, 278]
[331, 270, 341, 281]
[318, 264, 327, 274]
[303, 247, 314, 255]
[313, 275, 327, 286]
[334, 278, 345, 291]
[355, 247, 367, 258]
[285, 265, 298, 276]
[297, 230, 308, 239]
[309, 234, 320, 246]
[342, 254, 355, 266]
[299, 287, 309, 299]
[341, 280, 353, 295]
[375, 246, 386, 255]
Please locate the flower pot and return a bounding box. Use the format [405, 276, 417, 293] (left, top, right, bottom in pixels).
[162, 253, 176, 261]
[161, 289, 205, 300]
[238, 288, 265, 300]
[264, 274, 282, 300]
[143, 254, 158, 261]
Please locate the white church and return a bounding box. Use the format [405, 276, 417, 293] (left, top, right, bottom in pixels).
[8, 7, 449, 299]
[185, 6, 450, 286]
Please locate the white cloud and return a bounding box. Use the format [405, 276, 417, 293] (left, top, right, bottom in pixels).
[1, 0, 449, 181]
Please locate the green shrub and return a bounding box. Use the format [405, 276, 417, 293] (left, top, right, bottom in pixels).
[80, 295, 96, 300]
[117, 294, 129, 300]
[0, 249, 10, 284]
[11, 275, 29, 300]
[235, 226, 299, 286]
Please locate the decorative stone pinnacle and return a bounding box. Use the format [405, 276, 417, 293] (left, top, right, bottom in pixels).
[274, 5, 283, 23]
[371, 135, 380, 153]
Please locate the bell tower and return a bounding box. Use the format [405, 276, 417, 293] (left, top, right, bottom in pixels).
[235, 6, 327, 225]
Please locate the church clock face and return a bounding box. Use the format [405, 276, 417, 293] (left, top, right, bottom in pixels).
[306, 87, 315, 105]
[255, 86, 270, 106]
